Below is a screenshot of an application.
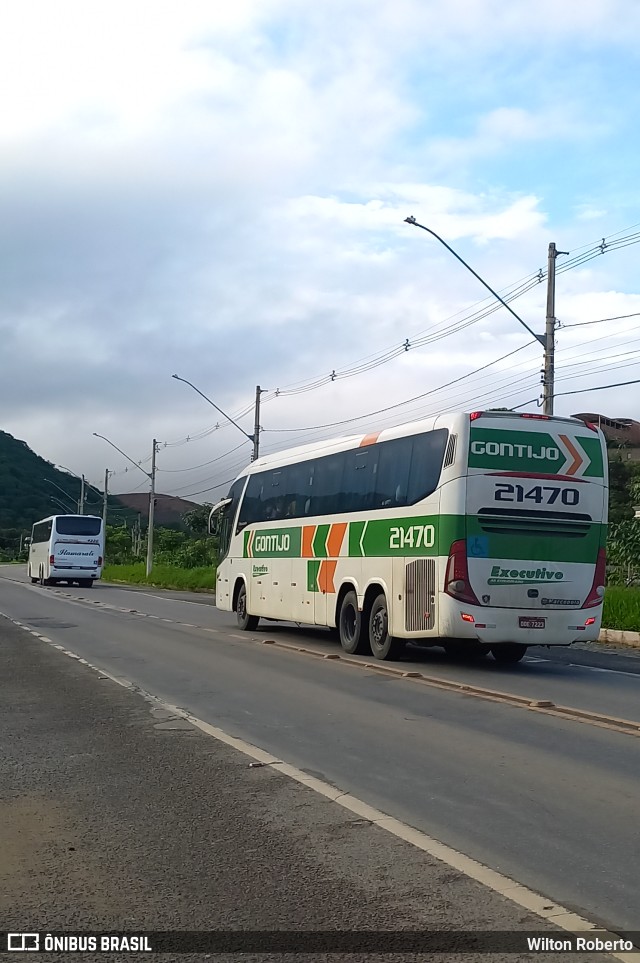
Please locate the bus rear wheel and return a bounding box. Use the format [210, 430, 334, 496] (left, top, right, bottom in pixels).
[236, 583, 259, 631]
[338, 591, 368, 655]
[491, 643, 527, 664]
[368, 593, 405, 661]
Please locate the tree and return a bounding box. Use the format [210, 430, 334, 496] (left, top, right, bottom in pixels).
[183, 503, 213, 536]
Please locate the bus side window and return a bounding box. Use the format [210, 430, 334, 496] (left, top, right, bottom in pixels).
[341, 448, 377, 513]
[310, 452, 345, 516]
[375, 437, 410, 508]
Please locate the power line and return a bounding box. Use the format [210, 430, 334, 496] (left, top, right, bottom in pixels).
[561, 311, 640, 329]
[555, 377, 640, 399]
[264, 341, 537, 434]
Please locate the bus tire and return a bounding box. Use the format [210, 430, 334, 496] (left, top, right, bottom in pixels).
[338, 590, 368, 655]
[236, 583, 259, 631]
[491, 643, 527, 664]
[368, 592, 405, 661]
[80, 579, 93, 589]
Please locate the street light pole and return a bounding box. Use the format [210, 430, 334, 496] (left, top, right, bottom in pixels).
[404, 216, 552, 411]
[93, 433, 159, 576]
[146, 440, 157, 578]
[172, 374, 264, 459]
[44, 478, 77, 511]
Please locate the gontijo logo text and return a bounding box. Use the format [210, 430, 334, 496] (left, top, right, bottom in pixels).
[468, 427, 604, 478]
[470, 440, 560, 460]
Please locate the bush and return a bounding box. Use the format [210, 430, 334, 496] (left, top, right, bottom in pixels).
[602, 586, 640, 632]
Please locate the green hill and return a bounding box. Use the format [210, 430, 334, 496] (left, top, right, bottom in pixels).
[0, 429, 135, 551]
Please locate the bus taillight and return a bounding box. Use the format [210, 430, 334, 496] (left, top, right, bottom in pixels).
[582, 548, 606, 608]
[98, 556, 103, 566]
[444, 540, 480, 605]
[49, 554, 54, 565]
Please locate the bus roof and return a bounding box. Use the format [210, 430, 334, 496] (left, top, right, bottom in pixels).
[32, 514, 103, 525]
[238, 409, 595, 479]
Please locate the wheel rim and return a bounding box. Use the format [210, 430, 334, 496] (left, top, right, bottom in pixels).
[238, 591, 246, 621]
[371, 607, 387, 647]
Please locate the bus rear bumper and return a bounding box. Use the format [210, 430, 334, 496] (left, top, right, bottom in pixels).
[51, 567, 101, 580]
[438, 599, 602, 645]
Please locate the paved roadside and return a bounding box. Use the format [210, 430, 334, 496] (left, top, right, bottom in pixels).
[0, 618, 623, 962]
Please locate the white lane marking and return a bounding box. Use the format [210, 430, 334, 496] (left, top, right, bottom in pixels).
[531, 657, 640, 680]
[2, 611, 636, 962]
[109, 589, 215, 607]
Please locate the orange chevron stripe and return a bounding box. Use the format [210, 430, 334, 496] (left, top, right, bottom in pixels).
[359, 432, 380, 447]
[559, 434, 583, 475]
[326, 522, 347, 558]
[302, 526, 315, 558]
[318, 560, 337, 594]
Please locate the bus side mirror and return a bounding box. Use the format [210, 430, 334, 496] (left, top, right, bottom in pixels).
[208, 497, 231, 537]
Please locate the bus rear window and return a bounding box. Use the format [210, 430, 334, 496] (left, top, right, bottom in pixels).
[55, 517, 102, 536]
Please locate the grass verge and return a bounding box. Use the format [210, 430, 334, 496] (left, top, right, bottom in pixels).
[602, 586, 640, 632]
[103, 563, 215, 592]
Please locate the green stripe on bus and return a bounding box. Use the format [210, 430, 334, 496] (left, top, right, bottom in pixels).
[307, 560, 321, 592]
[465, 517, 606, 563]
[313, 524, 330, 558]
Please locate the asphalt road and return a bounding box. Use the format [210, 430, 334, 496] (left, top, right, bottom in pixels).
[1, 566, 639, 938]
[5, 619, 601, 963]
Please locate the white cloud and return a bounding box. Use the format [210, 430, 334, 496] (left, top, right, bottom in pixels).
[1, 0, 640, 499]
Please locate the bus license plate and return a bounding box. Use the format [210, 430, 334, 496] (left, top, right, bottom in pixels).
[519, 616, 545, 629]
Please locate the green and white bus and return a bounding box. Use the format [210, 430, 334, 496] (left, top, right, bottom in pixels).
[209, 410, 608, 664]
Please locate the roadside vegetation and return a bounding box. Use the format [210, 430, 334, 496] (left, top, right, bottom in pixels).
[103, 562, 215, 592]
[602, 587, 640, 632]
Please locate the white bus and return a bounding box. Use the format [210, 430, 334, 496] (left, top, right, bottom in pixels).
[28, 514, 104, 588]
[210, 410, 608, 664]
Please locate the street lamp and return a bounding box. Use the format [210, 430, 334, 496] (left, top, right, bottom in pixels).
[171, 374, 265, 461]
[92, 433, 159, 577]
[44, 478, 77, 511]
[404, 216, 555, 415]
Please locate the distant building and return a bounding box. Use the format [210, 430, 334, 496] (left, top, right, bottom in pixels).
[572, 413, 640, 461]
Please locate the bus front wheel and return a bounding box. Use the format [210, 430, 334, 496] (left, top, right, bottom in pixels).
[491, 643, 527, 664]
[368, 593, 405, 661]
[338, 591, 368, 655]
[236, 583, 259, 632]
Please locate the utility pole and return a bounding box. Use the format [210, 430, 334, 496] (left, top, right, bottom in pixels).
[102, 469, 109, 531]
[253, 385, 262, 461]
[78, 475, 86, 515]
[542, 243, 557, 416]
[146, 439, 157, 577]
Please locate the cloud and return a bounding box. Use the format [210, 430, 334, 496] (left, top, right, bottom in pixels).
[1, 0, 640, 499]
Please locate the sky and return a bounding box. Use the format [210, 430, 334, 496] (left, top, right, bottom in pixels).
[3, 0, 640, 505]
